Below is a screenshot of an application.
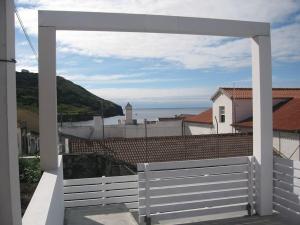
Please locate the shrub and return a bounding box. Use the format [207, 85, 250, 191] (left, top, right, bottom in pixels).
[19, 157, 42, 183]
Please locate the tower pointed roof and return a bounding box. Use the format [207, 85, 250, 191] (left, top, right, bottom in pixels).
[125, 102, 132, 109]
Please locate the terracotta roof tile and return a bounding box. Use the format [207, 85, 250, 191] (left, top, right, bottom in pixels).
[234, 98, 300, 132]
[212, 88, 300, 100]
[68, 134, 253, 165]
[184, 108, 213, 124]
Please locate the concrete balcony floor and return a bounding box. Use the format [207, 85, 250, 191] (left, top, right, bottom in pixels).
[65, 205, 289, 225]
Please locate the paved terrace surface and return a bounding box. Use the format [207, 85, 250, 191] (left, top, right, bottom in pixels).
[65, 205, 289, 225]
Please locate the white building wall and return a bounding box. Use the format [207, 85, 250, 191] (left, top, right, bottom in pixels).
[61, 120, 183, 139]
[238, 126, 300, 161]
[273, 131, 300, 161]
[213, 96, 290, 134]
[59, 126, 93, 139]
[184, 122, 215, 135]
[90, 116, 104, 139]
[22, 156, 64, 225]
[213, 94, 233, 133]
[146, 121, 183, 137]
[122, 120, 182, 138]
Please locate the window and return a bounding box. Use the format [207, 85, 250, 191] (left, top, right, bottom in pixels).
[219, 106, 225, 123]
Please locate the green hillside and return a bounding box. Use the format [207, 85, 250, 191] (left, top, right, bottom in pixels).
[16, 71, 123, 122]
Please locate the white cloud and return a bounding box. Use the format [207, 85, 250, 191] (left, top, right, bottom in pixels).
[16, 54, 38, 72]
[272, 23, 300, 62]
[15, 0, 300, 70]
[61, 73, 189, 84]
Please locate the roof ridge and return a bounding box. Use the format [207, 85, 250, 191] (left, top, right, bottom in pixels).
[220, 87, 300, 90]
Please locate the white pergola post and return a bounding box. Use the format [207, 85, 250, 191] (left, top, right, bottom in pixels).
[252, 35, 273, 215]
[39, 26, 58, 170]
[0, 0, 22, 224]
[38, 11, 273, 216]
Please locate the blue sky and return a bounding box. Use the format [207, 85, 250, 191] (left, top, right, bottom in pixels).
[15, 0, 300, 108]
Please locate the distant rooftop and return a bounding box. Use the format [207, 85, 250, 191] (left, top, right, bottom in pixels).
[234, 98, 300, 132]
[67, 133, 253, 165]
[184, 108, 213, 124]
[212, 87, 300, 100]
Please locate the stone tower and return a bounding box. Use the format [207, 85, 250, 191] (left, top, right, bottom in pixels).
[125, 102, 133, 125]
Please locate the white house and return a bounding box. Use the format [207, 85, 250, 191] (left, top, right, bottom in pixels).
[184, 87, 300, 160]
[60, 103, 183, 139]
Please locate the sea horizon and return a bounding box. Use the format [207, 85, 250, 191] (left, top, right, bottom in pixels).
[64, 107, 208, 126]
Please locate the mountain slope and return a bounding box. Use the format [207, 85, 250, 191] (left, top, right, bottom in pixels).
[16, 71, 123, 124]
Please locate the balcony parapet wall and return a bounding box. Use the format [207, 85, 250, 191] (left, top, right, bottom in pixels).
[22, 156, 64, 225]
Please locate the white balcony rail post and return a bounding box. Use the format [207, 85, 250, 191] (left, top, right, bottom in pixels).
[0, 0, 22, 224]
[102, 176, 105, 206]
[144, 163, 151, 225]
[39, 25, 58, 170]
[251, 34, 273, 216]
[248, 156, 254, 216]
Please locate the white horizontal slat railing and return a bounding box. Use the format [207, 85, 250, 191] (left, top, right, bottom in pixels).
[273, 156, 300, 224]
[63, 175, 138, 210]
[138, 156, 255, 224]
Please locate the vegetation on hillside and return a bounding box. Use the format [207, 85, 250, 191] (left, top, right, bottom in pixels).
[16, 71, 123, 124]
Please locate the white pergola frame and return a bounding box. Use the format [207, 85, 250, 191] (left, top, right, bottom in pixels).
[38, 11, 273, 216]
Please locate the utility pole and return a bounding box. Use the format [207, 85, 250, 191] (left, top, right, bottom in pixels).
[0, 0, 22, 224]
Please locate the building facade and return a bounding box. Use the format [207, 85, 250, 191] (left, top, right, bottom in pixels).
[184, 88, 300, 160]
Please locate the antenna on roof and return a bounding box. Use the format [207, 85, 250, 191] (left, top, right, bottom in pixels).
[233, 82, 237, 134]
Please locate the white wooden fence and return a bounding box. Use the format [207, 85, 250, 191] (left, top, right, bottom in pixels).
[64, 175, 138, 210]
[138, 156, 254, 223]
[273, 156, 300, 223]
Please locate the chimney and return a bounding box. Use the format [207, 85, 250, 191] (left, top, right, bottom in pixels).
[92, 116, 104, 139]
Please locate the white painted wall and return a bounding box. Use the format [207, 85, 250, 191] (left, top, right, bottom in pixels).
[212, 95, 287, 135]
[273, 131, 300, 160]
[238, 126, 300, 161]
[184, 122, 215, 135]
[60, 120, 183, 139]
[22, 156, 64, 225]
[212, 93, 234, 133]
[90, 116, 104, 139]
[60, 126, 93, 138]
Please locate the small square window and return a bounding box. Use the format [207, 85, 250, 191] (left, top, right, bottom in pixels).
[219, 106, 225, 123]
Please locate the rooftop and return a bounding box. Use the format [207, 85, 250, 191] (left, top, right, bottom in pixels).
[67, 133, 253, 165]
[190, 87, 300, 132]
[184, 108, 213, 124]
[211, 87, 300, 100]
[234, 98, 300, 132]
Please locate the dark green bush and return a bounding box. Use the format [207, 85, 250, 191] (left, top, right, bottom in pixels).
[19, 157, 42, 183]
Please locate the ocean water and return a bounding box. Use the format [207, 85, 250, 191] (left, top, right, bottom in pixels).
[66, 107, 207, 126]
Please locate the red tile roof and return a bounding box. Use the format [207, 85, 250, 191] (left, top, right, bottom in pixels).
[68, 134, 253, 164]
[184, 108, 213, 124]
[234, 98, 300, 132]
[211, 88, 300, 100]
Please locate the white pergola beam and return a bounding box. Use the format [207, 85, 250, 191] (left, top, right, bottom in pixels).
[0, 0, 22, 224]
[39, 26, 58, 170]
[39, 11, 270, 37]
[38, 10, 273, 215]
